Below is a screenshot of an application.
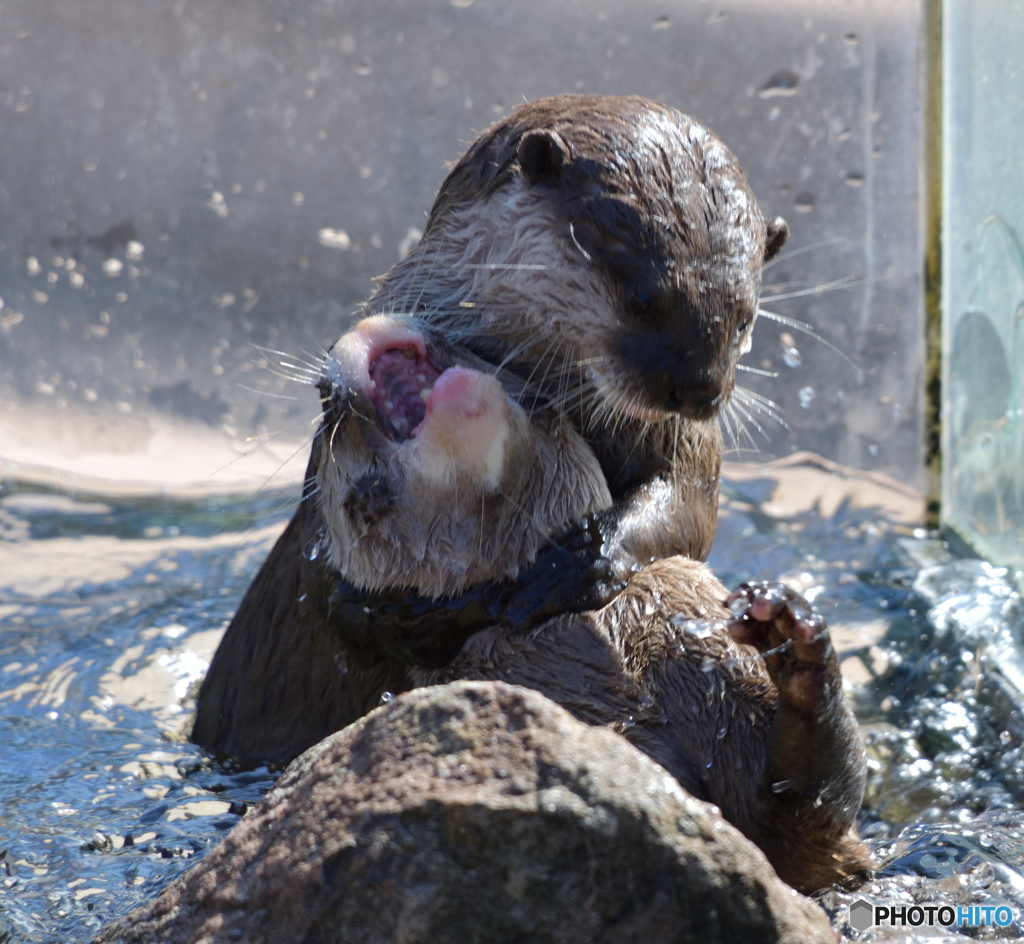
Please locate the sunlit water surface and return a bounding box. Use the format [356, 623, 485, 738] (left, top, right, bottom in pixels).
[2, 470, 1024, 942]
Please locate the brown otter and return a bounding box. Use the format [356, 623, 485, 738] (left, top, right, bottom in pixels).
[193, 96, 793, 762]
[382, 94, 788, 575]
[266, 311, 866, 891]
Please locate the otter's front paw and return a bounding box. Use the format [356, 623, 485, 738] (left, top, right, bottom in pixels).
[726, 581, 840, 716]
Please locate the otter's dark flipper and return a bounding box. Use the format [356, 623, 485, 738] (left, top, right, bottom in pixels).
[317, 517, 624, 668]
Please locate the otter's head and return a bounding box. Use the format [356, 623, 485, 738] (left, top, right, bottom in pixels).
[314, 315, 612, 599]
[376, 94, 787, 430]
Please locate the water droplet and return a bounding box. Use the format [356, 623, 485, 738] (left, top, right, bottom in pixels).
[780, 332, 801, 367]
[758, 70, 799, 99]
[729, 597, 749, 618]
[798, 385, 815, 409]
[303, 531, 324, 561]
[793, 192, 815, 213]
[670, 616, 716, 638]
[379, 691, 393, 704]
[771, 779, 793, 794]
[318, 228, 351, 250]
[716, 725, 727, 740]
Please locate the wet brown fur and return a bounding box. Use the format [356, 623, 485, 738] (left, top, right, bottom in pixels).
[367, 95, 783, 570]
[191, 96, 866, 889]
[413, 557, 867, 891]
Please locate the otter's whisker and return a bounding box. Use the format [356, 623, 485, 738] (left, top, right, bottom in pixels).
[492, 334, 539, 379]
[208, 413, 323, 479]
[235, 384, 315, 402]
[671, 415, 680, 480]
[736, 363, 779, 378]
[409, 231, 451, 315]
[521, 336, 563, 418]
[327, 416, 343, 466]
[729, 398, 770, 443]
[757, 308, 863, 378]
[762, 235, 844, 270]
[722, 402, 759, 453]
[759, 274, 860, 302]
[733, 386, 791, 431]
[252, 344, 324, 371]
[463, 262, 551, 271]
[719, 406, 738, 454]
[479, 490, 485, 562]
[209, 429, 320, 544]
[568, 222, 593, 262]
[278, 361, 321, 377]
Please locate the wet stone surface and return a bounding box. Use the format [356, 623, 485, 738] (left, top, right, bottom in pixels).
[1, 469, 1024, 941]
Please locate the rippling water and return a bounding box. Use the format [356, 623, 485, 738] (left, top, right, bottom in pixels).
[0, 483, 291, 942]
[2, 465, 1023, 941]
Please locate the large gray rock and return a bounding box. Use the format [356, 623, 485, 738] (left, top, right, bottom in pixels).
[96, 681, 832, 944]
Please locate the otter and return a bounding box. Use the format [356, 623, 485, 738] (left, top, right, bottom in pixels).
[225, 310, 867, 891]
[193, 97, 795, 762]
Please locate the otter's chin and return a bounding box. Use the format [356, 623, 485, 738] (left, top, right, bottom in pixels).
[617, 400, 672, 424]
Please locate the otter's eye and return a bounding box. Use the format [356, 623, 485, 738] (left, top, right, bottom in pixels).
[630, 289, 657, 316]
[735, 318, 755, 354]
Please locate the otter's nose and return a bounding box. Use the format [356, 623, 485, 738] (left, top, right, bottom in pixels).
[666, 379, 724, 420]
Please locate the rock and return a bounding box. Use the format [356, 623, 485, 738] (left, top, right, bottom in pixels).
[95, 681, 832, 944]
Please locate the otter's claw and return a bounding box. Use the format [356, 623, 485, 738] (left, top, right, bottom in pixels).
[726, 580, 838, 716]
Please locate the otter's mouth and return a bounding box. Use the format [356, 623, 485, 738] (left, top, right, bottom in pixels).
[369, 345, 444, 440]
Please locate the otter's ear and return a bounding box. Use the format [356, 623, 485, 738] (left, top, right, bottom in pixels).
[517, 130, 570, 185]
[764, 216, 789, 263]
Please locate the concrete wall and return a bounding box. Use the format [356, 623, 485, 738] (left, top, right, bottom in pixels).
[0, 0, 923, 490]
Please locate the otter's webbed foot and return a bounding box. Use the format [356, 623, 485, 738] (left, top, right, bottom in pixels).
[726, 580, 839, 717]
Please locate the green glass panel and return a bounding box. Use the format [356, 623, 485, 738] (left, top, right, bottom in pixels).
[942, 0, 1024, 570]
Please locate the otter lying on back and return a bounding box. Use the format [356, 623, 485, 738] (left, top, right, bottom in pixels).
[313, 313, 612, 598]
[292, 312, 867, 891]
